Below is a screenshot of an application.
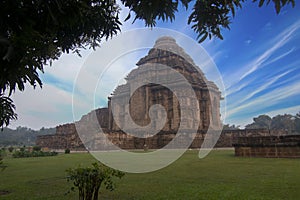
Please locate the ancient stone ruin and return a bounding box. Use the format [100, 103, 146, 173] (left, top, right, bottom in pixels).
[233, 135, 300, 158]
[108, 36, 222, 133]
[36, 36, 298, 155]
[37, 36, 223, 150]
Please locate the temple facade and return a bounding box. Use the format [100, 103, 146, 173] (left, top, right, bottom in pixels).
[108, 36, 222, 133]
[37, 36, 223, 150]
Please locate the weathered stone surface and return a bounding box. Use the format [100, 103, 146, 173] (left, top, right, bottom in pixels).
[36, 134, 85, 150]
[37, 36, 223, 150]
[233, 135, 300, 158]
[108, 36, 222, 132]
[37, 37, 294, 152]
[36, 122, 290, 151]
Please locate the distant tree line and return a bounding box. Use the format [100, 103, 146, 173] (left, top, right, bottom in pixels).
[222, 124, 240, 130]
[0, 126, 55, 146]
[224, 112, 300, 134]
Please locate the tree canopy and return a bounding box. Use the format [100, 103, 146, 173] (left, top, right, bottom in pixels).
[246, 113, 300, 134]
[0, 0, 295, 128]
[245, 115, 272, 130]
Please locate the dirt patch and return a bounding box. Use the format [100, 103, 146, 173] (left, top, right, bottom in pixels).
[0, 190, 10, 196]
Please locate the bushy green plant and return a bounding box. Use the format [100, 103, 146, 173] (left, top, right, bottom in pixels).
[65, 148, 70, 154]
[8, 146, 14, 153]
[66, 162, 124, 200]
[12, 150, 57, 158]
[0, 148, 7, 158]
[0, 157, 4, 171]
[12, 150, 30, 158]
[0, 151, 6, 171]
[32, 146, 41, 151]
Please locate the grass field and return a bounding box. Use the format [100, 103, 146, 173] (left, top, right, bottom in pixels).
[0, 149, 300, 200]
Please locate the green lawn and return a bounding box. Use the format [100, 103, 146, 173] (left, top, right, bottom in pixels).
[0, 150, 299, 200]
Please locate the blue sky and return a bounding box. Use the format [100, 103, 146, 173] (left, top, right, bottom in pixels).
[10, 1, 300, 130]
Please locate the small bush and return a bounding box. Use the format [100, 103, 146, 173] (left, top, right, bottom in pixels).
[0, 156, 6, 171]
[33, 146, 41, 151]
[0, 148, 7, 171]
[66, 163, 125, 200]
[65, 148, 70, 154]
[12, 150, 58, 158]
[8, 146, 14, 153]
[0, 149, 7, 158]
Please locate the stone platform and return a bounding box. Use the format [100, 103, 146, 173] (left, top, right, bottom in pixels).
[233, 135, 300, 158]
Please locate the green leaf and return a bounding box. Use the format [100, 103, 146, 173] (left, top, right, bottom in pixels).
[259, 0, 265, 7]
[124, 12, 131, 22]
[199, 32, 208, 43]
[275, 0, 281, 14]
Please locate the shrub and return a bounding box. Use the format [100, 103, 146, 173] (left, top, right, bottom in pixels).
[66, 162, 125, 200]
[12, 150, 58, 158]
[65, 148, 70, 154]
[8, 146, 14, 153]
[0, 156, 6, 171]
[0, 149, 6, 171]
[12, 150, 29, 158]
[0, 149, 7, 158]
[33, 146, 41, 151]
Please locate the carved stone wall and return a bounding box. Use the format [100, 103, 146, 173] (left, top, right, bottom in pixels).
[39, 37, 285, 151]
[37, 122, 290, 151]
[36, 134, 85, 150]
[233, 135, 300, 158]
[108, 36, 222, 133]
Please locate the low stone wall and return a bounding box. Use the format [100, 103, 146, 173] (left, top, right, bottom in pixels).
[93, 132, 204, 150]
[233, 135, 300, 158]
[36, 133, 85, 151]
[36, 122, 291, 151]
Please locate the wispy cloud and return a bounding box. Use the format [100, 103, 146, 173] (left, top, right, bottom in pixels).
[227, 80, 300, 118]
[263, 47, 295, 66]
[244, 39, 252, 45]
[237, 69, 294, 104]
[225, 78, 254, 97]
[239, 20, 300, 80]
[266, 105, 300, 117]
[42, 74, 73, 94]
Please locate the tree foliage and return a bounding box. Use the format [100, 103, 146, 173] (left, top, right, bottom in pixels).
[295, 112, 300, 132]
[0, 157, 5, 171]
[223, 124, 240, 130]
[271, 114, 294, 131]
[0, 126, 55, 146]
[245, 115, 272, 129]
[66, 162, 124, 200]
[12, 149, 58, 158]
[0, 0, 121, 128]
[0, 0, 295, 127]
[32, 145, 41, 151]
[246, 112, 300, 134]
[0, 95, 17, 128]
[122, 0, 295, 42]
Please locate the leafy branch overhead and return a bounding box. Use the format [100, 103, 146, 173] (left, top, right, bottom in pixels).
[122, 0, 295, 42]
[0, 95, 17, 129]
[0, 0, 296, 127]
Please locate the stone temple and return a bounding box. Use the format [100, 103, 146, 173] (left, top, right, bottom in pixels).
[37, 36, 223, 150]
[108, 36, 222, 133]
